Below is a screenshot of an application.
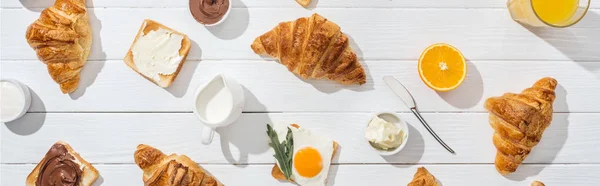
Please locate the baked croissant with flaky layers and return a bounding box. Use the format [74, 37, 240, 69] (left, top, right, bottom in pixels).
[408, 167, 440, 186]
[134, 144, 223, 186]
[407, 167, 439, 186]
[251, 13, 366, 85]
[485, 77, 558, 175]
[26, 0, 92, 94]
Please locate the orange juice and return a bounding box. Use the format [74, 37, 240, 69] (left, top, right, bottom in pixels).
[532, 0, 579, 24]
[507, 0, 588, 27]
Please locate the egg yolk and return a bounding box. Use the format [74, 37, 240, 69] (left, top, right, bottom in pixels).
[293, 147, 323, 178]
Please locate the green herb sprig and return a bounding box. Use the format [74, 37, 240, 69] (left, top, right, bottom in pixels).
[266, 124, 294, 180]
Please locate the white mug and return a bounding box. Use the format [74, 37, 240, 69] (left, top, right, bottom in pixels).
[193, 74, 245, 144]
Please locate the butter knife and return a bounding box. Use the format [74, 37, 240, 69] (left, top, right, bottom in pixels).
[383, 76, 455, 154]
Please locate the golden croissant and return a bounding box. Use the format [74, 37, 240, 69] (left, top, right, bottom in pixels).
[531, 180, 545, 186]
[295, 0, 311, 7]
[408, 167, 439, 186]
[134, 144, 223, 186]
[251, 13, 366, 85]
[26, 0, 92, 94]
[485, 77, 558, 175]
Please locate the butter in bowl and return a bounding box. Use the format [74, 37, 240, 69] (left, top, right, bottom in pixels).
[365, 112, 409, 156]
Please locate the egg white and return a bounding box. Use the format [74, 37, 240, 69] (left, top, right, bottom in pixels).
[271, 124, 335, 185]
[288, 126, 335, 186]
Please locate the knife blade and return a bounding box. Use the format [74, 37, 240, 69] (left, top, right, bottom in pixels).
[383, 76, 416, 109]
[383, 76, 455, 154]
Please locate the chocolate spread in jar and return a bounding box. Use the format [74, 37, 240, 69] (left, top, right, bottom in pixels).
[36, 143, 82, 186]
[190, 0, 230, 25]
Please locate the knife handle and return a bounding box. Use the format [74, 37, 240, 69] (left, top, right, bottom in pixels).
[410, 108, 456, 154]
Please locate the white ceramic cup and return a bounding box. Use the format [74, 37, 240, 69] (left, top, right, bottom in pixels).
[0, 79, 32, 123]
[366, 112, 410, 156]
[193, 74, 245, 144]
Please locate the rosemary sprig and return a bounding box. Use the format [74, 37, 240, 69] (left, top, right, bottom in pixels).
[266, 124, 294, 180]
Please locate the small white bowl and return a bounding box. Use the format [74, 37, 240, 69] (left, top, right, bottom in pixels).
[192, 0, 233, 27]
[0, 79, 32, 123]
[206, 1, 232, 27]
[366, 112, 410, 156]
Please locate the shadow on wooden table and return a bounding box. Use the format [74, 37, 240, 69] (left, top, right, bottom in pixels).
[19, 0, 49, 11]
[217, 86, 271, 167]
[504, 83, 570, 181]
[70, 0, 106, 100]
[382, 123, 425, 167]
[436, 177, 445, 186]
[325, 143, 342, 186]
[5, 89, 46, 135]
[166, 40, 202, 98]
[524, 11, 600, 71]
[304, 0, 320, 10]
[91, 174, 104, 186]
[437, 61, 484, 109]
[207, 0, 250, 40]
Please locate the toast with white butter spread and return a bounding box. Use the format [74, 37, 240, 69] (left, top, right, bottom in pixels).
[124, 19, 191, 88]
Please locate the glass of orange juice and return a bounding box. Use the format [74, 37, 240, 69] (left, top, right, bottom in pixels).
[507, 0, 590, 27]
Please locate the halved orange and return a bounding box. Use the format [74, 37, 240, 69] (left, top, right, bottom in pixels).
[418, 43, 467, 92]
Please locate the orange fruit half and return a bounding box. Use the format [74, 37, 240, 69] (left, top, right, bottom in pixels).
[418, 43, 467, 92]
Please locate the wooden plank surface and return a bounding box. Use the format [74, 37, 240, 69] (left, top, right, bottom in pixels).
[2, 0, 600, 8]
[3, 164, 600, 186]
[1, 60, 598, 112]
[2, 113, 596, 164]
[2, 8, 600, 61]
[2, 0, 599, 185]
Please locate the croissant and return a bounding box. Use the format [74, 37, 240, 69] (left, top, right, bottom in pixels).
[26, 0, 92, 94]
[485, 77, 557, 175]
[295, 0, 311, 7]
[531, 180, 545, 186]
[407, 167, 439, 186]
[251, 13, 366, 85]
[134, 144, 223, 186]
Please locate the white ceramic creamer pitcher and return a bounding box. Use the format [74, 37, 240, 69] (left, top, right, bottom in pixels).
[193, 74, 245, 144]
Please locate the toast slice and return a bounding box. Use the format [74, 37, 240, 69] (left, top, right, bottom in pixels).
[296, 0, 311, 7]
[134, 144, 223, 186]
[26, 141, 99, 186]
[124, 19, 191, 88]
[270, 124, 339, 183]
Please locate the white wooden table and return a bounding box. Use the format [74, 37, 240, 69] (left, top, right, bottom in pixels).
[2, 0, 600, 185]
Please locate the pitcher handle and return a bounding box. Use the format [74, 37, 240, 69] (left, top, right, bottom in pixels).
[201, 125, 215, 145]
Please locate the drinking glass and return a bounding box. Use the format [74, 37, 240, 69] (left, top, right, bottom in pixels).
[507, 0, 590, 28]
